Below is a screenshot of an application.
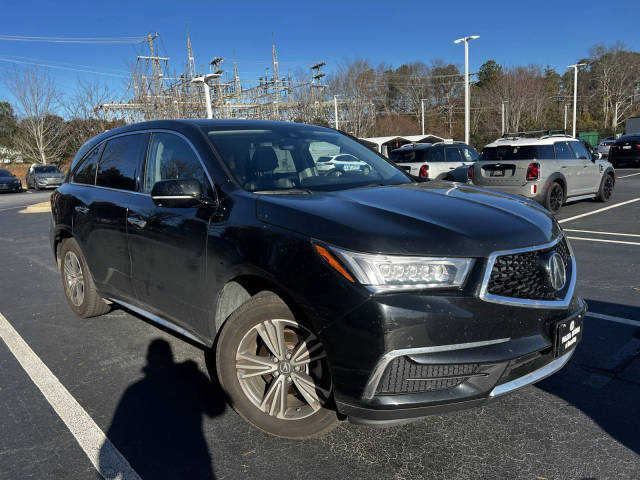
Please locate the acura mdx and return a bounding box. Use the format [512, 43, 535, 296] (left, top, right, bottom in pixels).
[50, 120, 585, 439]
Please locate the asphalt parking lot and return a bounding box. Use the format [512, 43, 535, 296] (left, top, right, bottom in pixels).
[1, 173, 639, 480]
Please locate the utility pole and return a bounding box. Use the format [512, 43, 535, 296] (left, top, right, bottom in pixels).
[564, 104, 568, 132]
[192, 74, 219, 119]
[454, 35, 480, 145]
[421, 98, 426, 136]
[567, 63, 586, 138]
[334, 95, 339, 130]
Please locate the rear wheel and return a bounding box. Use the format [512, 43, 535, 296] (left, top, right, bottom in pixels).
[58, 238, 110, 318]
[216, 291, 338, 439]
[544, 182, 564, 214]
[596, 174, 615, 202]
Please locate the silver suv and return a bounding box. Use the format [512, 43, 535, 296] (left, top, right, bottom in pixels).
[468, 132, 615, 213]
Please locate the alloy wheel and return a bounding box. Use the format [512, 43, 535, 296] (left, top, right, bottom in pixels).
[235, 318, 331, 420]
[603, 176, 613, 200]
[63, 251, 85, 307]
[549, 185, 563, 212]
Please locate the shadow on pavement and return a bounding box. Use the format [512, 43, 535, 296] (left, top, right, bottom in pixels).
[537, 299, 640, 455]
[98, 339, 226, 479]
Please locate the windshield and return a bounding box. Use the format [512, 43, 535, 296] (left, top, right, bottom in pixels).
[202, 124, 412, 192]
[480, 145, 550, 160]
[389, 149, 428, 163]
[0, 169, 12, 177]
[35, 165, 61, 174]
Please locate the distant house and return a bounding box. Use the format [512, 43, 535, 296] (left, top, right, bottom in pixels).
[360, 134, 450, 156]
[0, 146, 24, 164]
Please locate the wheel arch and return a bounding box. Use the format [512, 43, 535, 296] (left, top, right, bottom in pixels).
[544, 173, 567, 198]
[52, 225, 74, 268]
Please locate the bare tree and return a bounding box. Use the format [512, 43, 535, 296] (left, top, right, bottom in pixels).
[3, 66, 66, 164]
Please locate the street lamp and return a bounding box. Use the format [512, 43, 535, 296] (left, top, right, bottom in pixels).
[334, 95, 339, 130]
[453, 35, 480, 145]
[421, 98, 427, 136]
[191, 73, 219, 119]
[567, 63, 586, 138]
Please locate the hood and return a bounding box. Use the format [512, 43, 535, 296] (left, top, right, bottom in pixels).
[34, 172, 64, 178]
[255, 182, 561, 257]
[0, 176, 19, 184]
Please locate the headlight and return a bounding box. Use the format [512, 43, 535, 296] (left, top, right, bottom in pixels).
[329, 246, 474, 292]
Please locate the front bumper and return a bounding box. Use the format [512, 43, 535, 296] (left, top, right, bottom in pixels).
[0, 183, 22, 192]
[324, 292, 586, 425]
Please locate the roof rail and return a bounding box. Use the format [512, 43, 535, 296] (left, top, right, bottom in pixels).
[432, 140, 466, 145]
[501, 129, 566, 139]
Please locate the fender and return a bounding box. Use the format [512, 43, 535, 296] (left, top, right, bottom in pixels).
[540, 172, 568, 199]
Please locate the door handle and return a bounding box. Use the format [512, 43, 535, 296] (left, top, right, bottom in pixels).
[74, 206, 89, 214]
[561, 166, 567, 169]
[127, 216, 147, 229]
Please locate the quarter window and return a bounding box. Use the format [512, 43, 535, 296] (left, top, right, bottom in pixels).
[427, 148, 444, 162]
[536, 145, 555, 159]
[554, 142, 575, 160]
[97, 134, 148, 191]
[144, 133, 208, 194]
[72, 144, 103, 185]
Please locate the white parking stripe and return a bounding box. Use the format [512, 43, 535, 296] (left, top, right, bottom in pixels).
[558, 198, 640, 224]
[587, 312, 640, 328]
[0, 313, 142, 480]
[564, 229, 640, 238]
[617, 172, 640, 179]
[567, 236, 640, 246]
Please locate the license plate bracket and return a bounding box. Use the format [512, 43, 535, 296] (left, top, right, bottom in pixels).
[554, 315, 582, 357]
[490, 169, 505, 177]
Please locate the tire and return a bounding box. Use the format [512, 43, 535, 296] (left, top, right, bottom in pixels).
[596, 173, 615, 202]
[58, 238, 110, 318]
[544, 182, 564, 214]
[215, 291, 339, 439]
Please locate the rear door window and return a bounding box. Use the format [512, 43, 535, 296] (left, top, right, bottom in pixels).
[72, 144, 103, 185]
[96, 134, 148, 191]
[444, 146, 463, 162]
[554, 142, 575, 160]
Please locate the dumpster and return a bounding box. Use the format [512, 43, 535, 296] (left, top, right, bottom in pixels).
[578, 132, 598, 148]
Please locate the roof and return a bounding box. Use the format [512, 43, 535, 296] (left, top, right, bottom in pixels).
[484, 135, 577, 148]
[361, 134, 447, 146]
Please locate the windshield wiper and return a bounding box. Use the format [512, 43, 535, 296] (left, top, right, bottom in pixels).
[253, 188, 313, 195]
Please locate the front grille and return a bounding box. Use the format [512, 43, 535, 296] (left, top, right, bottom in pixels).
[486, 238, 571, 300]
[376, 357, 479, 394]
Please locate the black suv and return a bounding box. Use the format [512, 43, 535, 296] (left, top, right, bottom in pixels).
[50, 120, 585, 439]
[609, 134, 640, 167]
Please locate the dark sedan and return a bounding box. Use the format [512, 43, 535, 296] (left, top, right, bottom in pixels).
[0, 169, 22, 193]
[608, 134, 640, 167]
[50, 120, 585, 439]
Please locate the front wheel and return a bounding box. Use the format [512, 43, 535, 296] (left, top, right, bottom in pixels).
[216, 291, 338, 439]
[544, 182, 564, 214]
[596, 174, 614, 202]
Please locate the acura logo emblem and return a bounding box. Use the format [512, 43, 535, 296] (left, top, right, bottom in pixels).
[547, 252, 567, 291]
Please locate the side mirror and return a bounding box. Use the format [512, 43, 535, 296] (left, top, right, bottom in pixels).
[151, 178, 210, 208]
[592, 152, 602, 161]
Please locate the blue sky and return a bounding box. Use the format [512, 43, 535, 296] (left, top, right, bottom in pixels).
[1, 0, 638, 109]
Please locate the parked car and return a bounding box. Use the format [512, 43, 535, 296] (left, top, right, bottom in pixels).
[608, 134, 640, 167]
[389, 141, 479, 182]
[315, 153, 371, 176]
[26, 164, 65, 190]
[0, 168, 22, 193]
[51, 120, 585, 439]
[468, 132, 615, 213]
[597, 136, 616, 158]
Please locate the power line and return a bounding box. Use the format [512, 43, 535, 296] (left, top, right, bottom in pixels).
[0, 34, 145, 44]
[0, 57, 127, 77]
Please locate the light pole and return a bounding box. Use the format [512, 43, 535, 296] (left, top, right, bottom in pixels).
[191, 73, 219, 119]
[501, 100, 508, 135]
[454, 35, 480, 145]
[567, 63, 586, 138]
[333, 95, 339, 130]
[564, 104, 568, 132]
[421, 98, 427, 135]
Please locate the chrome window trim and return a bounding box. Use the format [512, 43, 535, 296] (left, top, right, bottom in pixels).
[489, 348, 574, 397]
[362, 337, 511, 400]
[478, 236, 577, 309]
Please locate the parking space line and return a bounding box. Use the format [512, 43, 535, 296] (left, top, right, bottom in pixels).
[558, 198, 640, 224]
[564, 229, 640, 238]
[0, 312, 141, 480]
[587, 312, 640, 328]
[567, 236, 640, 246]
[617, 172, 640, 179]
